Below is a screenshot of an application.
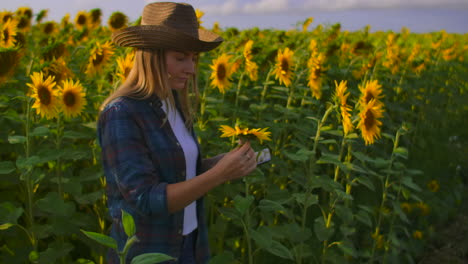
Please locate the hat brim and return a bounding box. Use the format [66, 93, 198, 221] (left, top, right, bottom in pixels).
[112, 25, 223, 52]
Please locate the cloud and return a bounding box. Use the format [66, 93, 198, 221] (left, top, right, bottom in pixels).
[303, 0, 468, 10]
[243, 0, 289, 14]
[198, 0, 468, 15]
[200, 0, 240, 15]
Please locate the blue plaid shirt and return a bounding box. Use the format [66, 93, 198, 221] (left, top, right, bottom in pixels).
[97, 95, 210, 263]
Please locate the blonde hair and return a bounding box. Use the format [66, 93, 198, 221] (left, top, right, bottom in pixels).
[100, 49, 199, 128]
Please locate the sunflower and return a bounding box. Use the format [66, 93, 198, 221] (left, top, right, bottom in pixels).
[412, 230, 423, 240]
[243, 40, 254, 61]
[43, 57, 74, 83]
[15, 7, 32, 30]
[247, 128, 271, 144]
[302, 17, 313, 32]
[219, 125, 271, 144]
[245, 59, 258, 81]
[0, 11, 13, 24]
[86, 41, 115, 76]
[358, 80, 383, 106]
[0, 48, 20, 84]
[27, 72, 60, 119]
[74, 11, 88, 30]
[61, 13, 71, 29]
[58, 79, 87, 119]
[195, 9, 204, 29]
[307, 52, 325, 99]
[108, 12, 128, 31]
[36, 9, 48, 23]
[273, 47, 295, 87]
[1, 19, 18, 48]
[427, 179, 440, 192]
[357, 99, 384, 145]
[116, 51, 135, 82]
[42, 21, 58, 36]
[210, 53, 233, 94]
[89, 8, 102, 29]
[334, 80, 353, 135]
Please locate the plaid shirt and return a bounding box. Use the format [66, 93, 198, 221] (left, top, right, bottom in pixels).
[97, 95, 210, 263]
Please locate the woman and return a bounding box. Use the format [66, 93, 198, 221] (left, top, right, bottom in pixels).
[97, 2, 257, 263]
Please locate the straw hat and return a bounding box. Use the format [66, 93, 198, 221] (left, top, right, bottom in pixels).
[112, 2, 223, 52]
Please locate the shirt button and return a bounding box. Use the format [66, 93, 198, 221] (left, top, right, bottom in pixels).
[176, 142, 180, 147]
[178, 229, 182, 234]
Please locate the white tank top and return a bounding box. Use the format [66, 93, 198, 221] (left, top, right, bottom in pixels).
[161, 100, 198, 235]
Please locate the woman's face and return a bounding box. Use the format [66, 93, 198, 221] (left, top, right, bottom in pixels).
[165, 50, 197, 90]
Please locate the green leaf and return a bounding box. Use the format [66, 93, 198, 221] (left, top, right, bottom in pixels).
[217, 207, 241, 222]
[293, 193, 318, 208]
[81, 230, 117, 250]
[337, 239, 357, 257]
[16, 156, 41, 170]
[75, 258, 96, 264]
[63, 130, 93, 139]
[122, 210, 136, 238]
[335, 205, 353, 222]
[314, 217, 334, 241]
[208, 252, 235, 264]
[394, 147, 408, 159]
[131, 253, 175, 264]
[0, 202, 24, 224]
[401, 176, 421, 191]
[284, 148, 314, 161]
[0, 223, 14, 230]
[38, 241, 73, 264]
[36, 192, 75, 216]
[258, 199, 286, 213]
[0, 161, 15, 174]
[30, 126, 50, 137]
[355, 210, 372, 227]
[355, 176, 375, 191]
[392, 201, 409, 223]
[266, 240, 293, 260]
[8, 135, 26, 144]
[250, 227, 272, 249]
[233, 195, 254, 216]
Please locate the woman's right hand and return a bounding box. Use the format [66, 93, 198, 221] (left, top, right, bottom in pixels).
[212, 141, 257, 183]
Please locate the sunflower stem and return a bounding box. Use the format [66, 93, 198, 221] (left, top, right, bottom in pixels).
[235, 72, 245, 108]
[369, 128, 402, 262]
[55, 114, 63, 198]
[24, 97, 37, 250]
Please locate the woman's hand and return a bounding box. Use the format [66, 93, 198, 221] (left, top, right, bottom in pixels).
[212, 141, 257, 182]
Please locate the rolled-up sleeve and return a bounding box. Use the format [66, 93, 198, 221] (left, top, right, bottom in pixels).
[98, 102, 169, 216]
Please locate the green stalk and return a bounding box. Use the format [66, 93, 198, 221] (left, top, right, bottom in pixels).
[56, 114, 63, 197]
[119, 236, 139, 264]
[298, 105, 336, 264]
[260, 68, 273, 105]
[24, 97, 37, 250]
[243, 180, 253, 264]
[234, 72, 245, 108]
[369, 129, 402, 262]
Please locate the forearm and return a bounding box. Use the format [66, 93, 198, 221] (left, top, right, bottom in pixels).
[201, 153, 225, 172]
[166, 166, 225, 213]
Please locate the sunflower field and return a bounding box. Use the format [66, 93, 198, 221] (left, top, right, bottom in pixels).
[1, 7, 467, 264]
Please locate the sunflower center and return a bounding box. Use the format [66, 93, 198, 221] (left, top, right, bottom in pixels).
[110, 13, 126, 29]
[281, 58, 289, 74]
[77, 15, 87, 25]
[217, 64, 226, 80]
[364, 110, 375, 130]
[63, 91, 76, 107]
[365, 91, 374, 104]
[92, 53, 104, 66]
[3, 29, 9, 42]
[38, 86, 51, 106]
[44, 23, 54, 34]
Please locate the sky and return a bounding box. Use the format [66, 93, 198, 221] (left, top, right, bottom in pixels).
[1, 0, 468, 33]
